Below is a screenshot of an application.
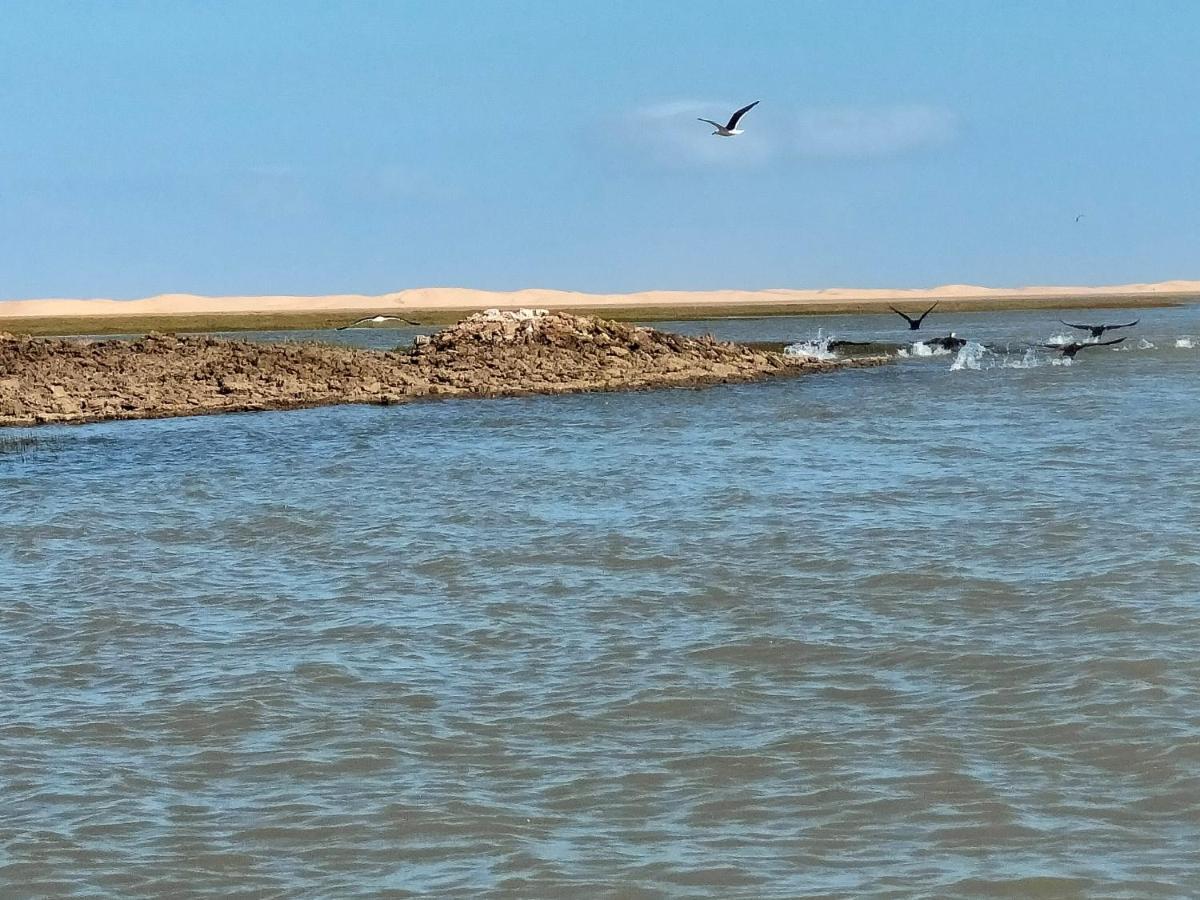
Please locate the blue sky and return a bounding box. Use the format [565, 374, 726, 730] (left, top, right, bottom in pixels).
[1, 1, 1198, 298]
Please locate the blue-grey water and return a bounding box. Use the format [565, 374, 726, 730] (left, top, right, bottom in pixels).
[3, 305, 1199, 897]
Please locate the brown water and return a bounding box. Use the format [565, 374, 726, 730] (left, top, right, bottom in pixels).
[2, 306, 1200, 897]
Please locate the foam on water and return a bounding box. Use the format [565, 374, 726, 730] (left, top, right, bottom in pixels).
[1175, 337, 1194, 348]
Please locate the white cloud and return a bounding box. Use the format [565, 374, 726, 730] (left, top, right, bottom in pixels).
[792, 104, 959, 159]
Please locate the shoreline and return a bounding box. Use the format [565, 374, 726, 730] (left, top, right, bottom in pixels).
[0, 292, 1189, 337]
[0, 311, 886, 429]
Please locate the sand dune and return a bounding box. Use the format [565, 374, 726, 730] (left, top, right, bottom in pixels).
[1, 281, 1198, 319]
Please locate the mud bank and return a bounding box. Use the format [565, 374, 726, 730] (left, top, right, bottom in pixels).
[0, 310, 884, 427]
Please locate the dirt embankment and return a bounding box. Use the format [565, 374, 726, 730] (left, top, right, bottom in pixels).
[0, 310, 884, 427]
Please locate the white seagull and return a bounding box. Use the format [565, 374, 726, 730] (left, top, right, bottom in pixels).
[698, 100, 760, 136]
[337, 315, 420, 330]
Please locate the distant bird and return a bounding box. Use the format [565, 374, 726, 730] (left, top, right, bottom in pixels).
[1043, 337, 1126, 358]
[698, 100, 760, 136]
[1075, 213, 1086, 223]
[337, 315, 420, 330]
[921, 333, 966, 352]
[1058, 318, 1139, 338]
[890, 302, 939, 330]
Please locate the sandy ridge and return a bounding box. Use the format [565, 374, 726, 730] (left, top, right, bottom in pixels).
[1, 281, 1198, 319]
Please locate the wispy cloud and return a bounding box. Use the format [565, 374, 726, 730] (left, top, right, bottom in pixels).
[793, 105, 959, 159]
[612, 100, 958, 169]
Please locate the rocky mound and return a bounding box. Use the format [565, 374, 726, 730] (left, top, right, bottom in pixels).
[0, 310, 883, 427]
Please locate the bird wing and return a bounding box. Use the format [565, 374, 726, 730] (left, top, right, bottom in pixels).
[1074, 338, 1125, 352]
[915, 301, 939, 322]
[697, 118, 724, 129]
[889, 306, 916, 324]
[1059, 320, 1093, 331]
[725, 100, 760, 130]
[1108, 320, 1139, 330]
[1042, 342, 1070, 350]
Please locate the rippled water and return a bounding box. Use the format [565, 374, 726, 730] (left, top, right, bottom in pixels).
[3, 305, 1200, 897]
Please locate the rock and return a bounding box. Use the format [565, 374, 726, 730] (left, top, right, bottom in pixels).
[0, 312, 885, 427]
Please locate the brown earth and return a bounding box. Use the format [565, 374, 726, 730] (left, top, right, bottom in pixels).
[0, 310, 884, 428]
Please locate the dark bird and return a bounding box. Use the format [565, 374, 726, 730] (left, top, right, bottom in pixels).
[1043, 337, 1126, 358]
[698, 100, 760, 137]
[1058, 318, 1139, 338]
[1075, 213, 1086, 222]
[921, 333, 967, 352]
[889, 302, 939, 330]
[337, 315, 420, 330]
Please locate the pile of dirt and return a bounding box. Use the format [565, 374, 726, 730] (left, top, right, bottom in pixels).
[0, 311, 883, 427]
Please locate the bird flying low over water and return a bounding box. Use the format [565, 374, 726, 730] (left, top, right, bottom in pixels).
[1059, 319, 1139, 338]
[889, 302, 938, 330]
[921, 333, 967, 352]
[337, 315, 420, 330]
[698, 100, 760, 136]
[1043, 337, 1126, 358]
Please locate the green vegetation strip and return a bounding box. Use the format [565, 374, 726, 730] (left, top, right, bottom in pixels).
[0, 294, 1185, 337]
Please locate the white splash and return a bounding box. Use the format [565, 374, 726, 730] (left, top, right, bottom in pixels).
[906, 340, 952, 357]
[784, 330, 838, 361]
[1138, 338, 1156, 350]
[949, 341, 989, 371]
[1175, 337, 1194, 348]
[1001, 348, 1043, 369]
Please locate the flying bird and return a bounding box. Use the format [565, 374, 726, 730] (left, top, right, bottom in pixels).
[1043, 337, 1126, 358]
[889, 302, 939, 330]
[337, 315, 420, 330]
[1075, 213, 1086, 222]
[1058, 319, 1139, 338]
[698, 100, 760, 136]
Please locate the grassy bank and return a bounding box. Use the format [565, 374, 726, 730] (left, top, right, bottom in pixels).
[0, 294, 1187, 337]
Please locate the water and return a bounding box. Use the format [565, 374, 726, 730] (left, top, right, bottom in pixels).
[3, 305, 1200, 897]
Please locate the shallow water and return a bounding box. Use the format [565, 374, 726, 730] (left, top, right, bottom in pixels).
[3, 305, 1200, 897]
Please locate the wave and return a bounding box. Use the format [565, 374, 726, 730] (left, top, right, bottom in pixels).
[1175, 337, 1194, 349]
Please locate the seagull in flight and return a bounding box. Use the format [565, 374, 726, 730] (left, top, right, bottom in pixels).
[337, 315, 420, 330]
[889, 302, 939, 330]
[698, 100, 760, 136]
[1043, 337, 1126, 358]
[1058, 318, 1139, 338]
[1075, 213, 1086, 222]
